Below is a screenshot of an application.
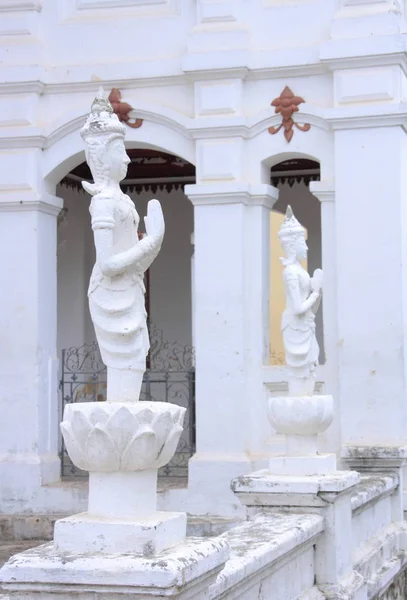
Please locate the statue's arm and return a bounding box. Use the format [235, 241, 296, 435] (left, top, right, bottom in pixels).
[91, 197, 164, 277]
[312, 294, 321, 314]
[285, 273, 320, 316]
[93, 228, 161, 277]
[136, 236, 162, 273]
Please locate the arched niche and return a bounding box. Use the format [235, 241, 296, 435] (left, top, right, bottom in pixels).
[43, 113, 195, 191]
[268, 158, 325, 365]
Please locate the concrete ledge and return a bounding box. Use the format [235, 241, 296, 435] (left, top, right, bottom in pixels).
[351, 473, 399, 514]
[232, 469, 360, 508]
[342, 445, 407, 469]
[0, 537, 229, 598]
[209, 512, 324, 599]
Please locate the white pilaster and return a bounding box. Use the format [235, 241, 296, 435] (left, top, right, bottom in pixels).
[185, 182, 277, 517]
[333, 124, 407, 447]
[309, 182, 341, 455]
[0, 192, 63, 511]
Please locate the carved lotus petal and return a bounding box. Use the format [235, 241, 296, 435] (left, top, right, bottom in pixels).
[173, 407, 184, 426]
[60, 422, 89, 471]
[106, 405, 138, 455]
[88, 405, 110, 426]
[156, 424, 184, 468]
[60, 401, 186, 474]
[121, 427, 157, 471]
[139, 408, 154, 425]
[152, 411, 173, 446]
[70, 409, 92, 446]
[85, 425, 120, 471]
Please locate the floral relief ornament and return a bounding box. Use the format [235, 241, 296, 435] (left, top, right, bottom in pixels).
[108, 88, 143, 129]
[268, 86, 311, 143]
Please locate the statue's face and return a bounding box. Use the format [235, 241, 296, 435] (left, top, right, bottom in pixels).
[294, 234, 308, 261]
[105, 138, 130, 182]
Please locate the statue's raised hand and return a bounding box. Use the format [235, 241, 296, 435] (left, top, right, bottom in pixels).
[311, 268, 323, 294]
[144, 199, 165, 242]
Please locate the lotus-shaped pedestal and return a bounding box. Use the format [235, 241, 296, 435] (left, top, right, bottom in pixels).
[267, 395, 336, 473]
[268, 395, 334, 437]
[61, 401, 185, 473]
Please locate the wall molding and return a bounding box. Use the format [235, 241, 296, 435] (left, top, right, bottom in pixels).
[0, 1, 42, 12]
[59, 0, 179, 23]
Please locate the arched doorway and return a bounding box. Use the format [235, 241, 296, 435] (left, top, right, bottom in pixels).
[57, 148, 196, 479]
[269, 158, 325, 365]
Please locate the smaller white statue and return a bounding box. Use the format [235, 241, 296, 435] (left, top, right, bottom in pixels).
[80, 88, 164, 403]
[278, 206, 322, 396]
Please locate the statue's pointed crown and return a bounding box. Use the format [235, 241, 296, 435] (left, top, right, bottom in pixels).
[278, 205, 304, 239]
[80, 86, 126, 141]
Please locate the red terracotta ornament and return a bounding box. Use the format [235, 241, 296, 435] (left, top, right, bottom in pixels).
[108, 88, 143, 129]
[268, 86, 311, 143]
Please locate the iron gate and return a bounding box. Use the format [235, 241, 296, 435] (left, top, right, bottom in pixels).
[59, 327, 195, 479]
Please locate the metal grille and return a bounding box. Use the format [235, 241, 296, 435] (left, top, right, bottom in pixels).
[59, 327, 195, 479]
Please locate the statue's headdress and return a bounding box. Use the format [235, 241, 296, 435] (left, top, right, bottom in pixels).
[80, 87, 125, 142]
[278, 205, 304, 242]
[80, 88, 126, 196]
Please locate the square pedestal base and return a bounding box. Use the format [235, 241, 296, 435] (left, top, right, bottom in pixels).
[54, 511, 186, 556]
[0, 537, 229, 599]
[268, 453, 337, 476]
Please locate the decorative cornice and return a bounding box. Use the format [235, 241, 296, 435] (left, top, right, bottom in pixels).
[185, 183, 278, 208]
[188, 108, 329, 140]
[0, 193, 63, 216]
[322, 51, 407, 77]
[0, 81, 45, 95]
[183, 49, 325, 81]
[326, 103, 407, 131]
[2, 101, 406, 152]
[0, 132, 45, 149]
[309, 181, 335, 203]
[0, 1, 42, 12]
[1, 35, 406, 95]
[320, 34, 407, 76]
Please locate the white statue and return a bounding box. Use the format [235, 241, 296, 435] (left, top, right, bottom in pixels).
[278, 206, 322, 396]
[80, 88, 164, 402]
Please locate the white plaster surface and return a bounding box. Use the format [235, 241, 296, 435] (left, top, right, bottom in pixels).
[210, 512, 324, 600]
[0, 537, 229, 599]
[53, 511, 186, 555]
[268, 453, 337, 476]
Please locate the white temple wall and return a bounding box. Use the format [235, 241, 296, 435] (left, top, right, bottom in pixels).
[0, 0, 406, 519]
